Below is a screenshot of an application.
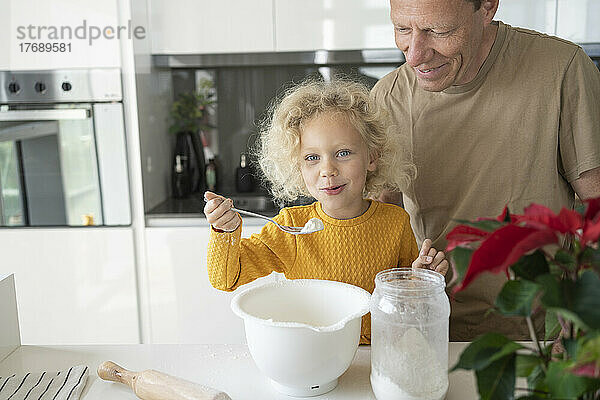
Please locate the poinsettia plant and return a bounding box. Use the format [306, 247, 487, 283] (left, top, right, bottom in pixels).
[447, 197, 600, 400]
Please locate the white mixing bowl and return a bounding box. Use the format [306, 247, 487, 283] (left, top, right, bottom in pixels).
[231, 279, 371, 397]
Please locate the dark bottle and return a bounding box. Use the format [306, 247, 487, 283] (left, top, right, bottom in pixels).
[235, 153, 254, 193]
[206, 158, 217, 192]
[172, 154, 192, 198]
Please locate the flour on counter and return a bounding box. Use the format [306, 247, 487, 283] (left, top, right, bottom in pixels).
[371, 328, 448, 400]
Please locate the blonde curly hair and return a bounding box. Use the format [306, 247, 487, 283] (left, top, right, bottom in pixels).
[257, 78, 416, 202]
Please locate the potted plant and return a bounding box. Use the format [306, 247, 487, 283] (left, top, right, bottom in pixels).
[169, 78, 216, 198]
[447, 198, 600, 399]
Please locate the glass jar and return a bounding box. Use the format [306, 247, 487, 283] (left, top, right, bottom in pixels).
[370, 268, 450, 400]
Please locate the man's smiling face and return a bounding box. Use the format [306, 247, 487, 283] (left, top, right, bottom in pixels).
[391, 0, 496, 91]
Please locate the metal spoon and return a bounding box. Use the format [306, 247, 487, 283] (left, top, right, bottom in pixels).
[204, 194, 324, 235]
[231, 207, 323, 235]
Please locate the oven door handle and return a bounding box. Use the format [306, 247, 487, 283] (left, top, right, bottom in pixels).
[0, 109, 89, 121]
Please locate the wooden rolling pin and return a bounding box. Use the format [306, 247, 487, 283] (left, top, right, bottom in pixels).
[98, 361, 232, 400]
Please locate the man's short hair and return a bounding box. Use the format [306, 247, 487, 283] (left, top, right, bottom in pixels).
[467, 0, 482, 10]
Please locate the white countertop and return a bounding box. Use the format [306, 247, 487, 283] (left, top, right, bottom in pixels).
[0, 343, 478, 399]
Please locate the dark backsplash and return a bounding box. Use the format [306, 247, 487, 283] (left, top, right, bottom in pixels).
[171, 64, 399, 206]
[165, 45, 600, 213]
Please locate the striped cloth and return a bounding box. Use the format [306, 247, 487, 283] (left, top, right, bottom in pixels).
[0, 365, 88, 400]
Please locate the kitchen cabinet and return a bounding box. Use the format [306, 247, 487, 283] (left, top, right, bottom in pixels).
[495, 0, 556, 35]
[275, 0, 395, 51]
[0, 0, 121, 70]
[145, 220, 277, 344]
[150, 0, 274, 54]
[0, 228, 139, 344]
[556, 0, 600, 43]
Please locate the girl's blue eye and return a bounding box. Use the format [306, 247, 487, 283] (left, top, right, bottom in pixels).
[305, 154, 319, 161]
[337, 150, 351, 157]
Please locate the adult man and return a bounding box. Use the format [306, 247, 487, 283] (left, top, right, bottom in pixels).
[372, 0, 600, 340]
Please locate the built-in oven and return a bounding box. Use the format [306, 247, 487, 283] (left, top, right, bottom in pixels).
[0, 69, 130, 227]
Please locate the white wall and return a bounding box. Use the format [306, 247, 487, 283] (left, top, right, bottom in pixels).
[0, 0, 121, 70]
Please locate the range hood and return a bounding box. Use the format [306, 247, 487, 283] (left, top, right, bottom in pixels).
[154, 43, 600, 68]
[153, 49, 406, 68]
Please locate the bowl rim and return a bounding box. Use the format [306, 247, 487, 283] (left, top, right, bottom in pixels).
[230, 279, 371, 333]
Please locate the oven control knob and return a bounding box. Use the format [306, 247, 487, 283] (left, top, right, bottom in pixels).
[61, 82, 72, 92]
[8, 82, 20, 94]
[34, 82, 47, 93]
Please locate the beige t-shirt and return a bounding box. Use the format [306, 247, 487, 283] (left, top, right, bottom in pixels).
[372, 21, 600, 340]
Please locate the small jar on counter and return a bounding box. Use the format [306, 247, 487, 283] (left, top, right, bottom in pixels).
[370, 268, 450, 400]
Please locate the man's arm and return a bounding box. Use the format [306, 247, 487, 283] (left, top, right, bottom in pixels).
[571, 166, 600, 200]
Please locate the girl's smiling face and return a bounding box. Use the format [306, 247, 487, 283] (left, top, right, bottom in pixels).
[299, 113, 376, 219]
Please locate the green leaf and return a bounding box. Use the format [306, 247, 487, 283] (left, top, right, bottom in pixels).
[453, 218, 504, 232]
[580, 246, 600, 269]
[452, 333, 523, 372]
[511, 251, 550, 281]
[516, 354, 542, 377]
[475, 354, 516, 400]
[527, 364, 547, 392]
[537, 274, 591, 330]
[572, 270, 600, 330]
[495, 280, 542, 316]
[574, 333, 600, 370]
[450, 246, 472, 286]
[545, 360, 599, 399]
[554, 249, 576, 270]
[545, 309, 561, 341]
[562, 338, 579, 359]
[537, 273, 565, 308]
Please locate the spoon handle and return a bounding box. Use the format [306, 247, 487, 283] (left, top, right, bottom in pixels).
[231, 207, 275, 223]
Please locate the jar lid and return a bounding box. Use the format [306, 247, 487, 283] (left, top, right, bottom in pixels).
[375, 268, 446, 298]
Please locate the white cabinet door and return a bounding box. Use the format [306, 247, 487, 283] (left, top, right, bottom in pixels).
[275, 0, 395, 51]
[556, 0, 600, 43]
[0, 228, 139, 344]
[146, 222, 279, 344]
[150, 0, 274, 54]
[0, 0, 121, 70]
[495, 0, 556, 35]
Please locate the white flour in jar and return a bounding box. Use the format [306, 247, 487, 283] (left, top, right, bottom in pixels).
[371, 328, 448, 400]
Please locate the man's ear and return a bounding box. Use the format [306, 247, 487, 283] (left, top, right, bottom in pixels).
[480, 0, 499, 24]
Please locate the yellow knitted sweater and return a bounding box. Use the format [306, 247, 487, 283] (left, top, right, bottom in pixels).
[207, 200, 418, 343]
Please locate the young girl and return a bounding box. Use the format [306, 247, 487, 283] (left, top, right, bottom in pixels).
[204, 79, 448, 343]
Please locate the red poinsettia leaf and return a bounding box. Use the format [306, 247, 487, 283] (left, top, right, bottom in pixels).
[572, 362, 600, 378]
[454, 225, 558, 293]
[496, 205, 512, 222]
[585, 197, 600, 221]
[518, 203, 582, 234]
[582, 217, 600, 245]
[556, 208, 583, 234]
[446, 225, 490, 252]
[499, 229, 558, 271]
